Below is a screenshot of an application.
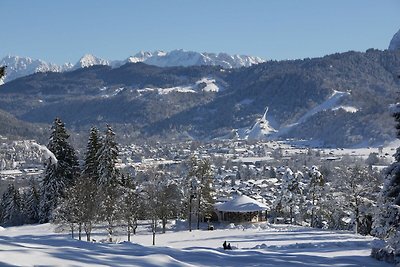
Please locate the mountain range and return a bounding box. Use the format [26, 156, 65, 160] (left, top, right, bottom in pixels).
[0, 48, 399, 147]
[0, 50, 265, 83]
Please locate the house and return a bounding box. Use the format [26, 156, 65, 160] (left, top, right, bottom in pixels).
[214, 194, 269, 223]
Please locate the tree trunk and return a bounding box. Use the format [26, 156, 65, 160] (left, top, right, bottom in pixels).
[189, 196, 192, 232]
[133, 219, 137, 235]
[355, 197, 359, 235]
[127, 224, 131, 242]
[70, 223, 75, 239]
[78, 223, 82, 241]
[84, 222, 92, 242]
[311, 190, 316, 228]
[197, 195, 201, 230]
[162, 218, 167, 233]
[152, 219, 156, 245]
[108, 221, 113, 243]
[290, 206, 293, 224]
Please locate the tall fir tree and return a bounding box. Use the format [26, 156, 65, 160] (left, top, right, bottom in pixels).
[73, 127, 102, 241]
[82, 127, 101, 183]
[39, 117, 79, 223]
[22, 179, 40, 224]
[1, 184, 23, 226]
[97, 125, 121, 242]
[97, 125, 119, 186]
[372, 104, 400, 263]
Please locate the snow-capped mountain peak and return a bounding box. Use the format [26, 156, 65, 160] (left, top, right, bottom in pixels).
[389, 29, 400, 51]
[0, 55, 72, 83]
[1, 50, 265, 83]
[73, 54, 109, 69]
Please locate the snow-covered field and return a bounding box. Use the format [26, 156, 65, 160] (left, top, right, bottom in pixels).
[0, 223, 390, 266]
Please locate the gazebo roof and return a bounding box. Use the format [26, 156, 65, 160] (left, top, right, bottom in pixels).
[215, 194, 268, 212]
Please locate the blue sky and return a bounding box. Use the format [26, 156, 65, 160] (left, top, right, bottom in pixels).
[1, 0, 399, 64]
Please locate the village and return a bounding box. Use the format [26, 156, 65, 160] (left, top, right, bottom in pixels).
[0, 133, 394, 228]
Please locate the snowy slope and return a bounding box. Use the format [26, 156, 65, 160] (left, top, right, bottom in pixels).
[0, 223, 388, 266]
[389, 29, 400, 50]
[245, 107, 277, 140]
[277, 90, 350, 137]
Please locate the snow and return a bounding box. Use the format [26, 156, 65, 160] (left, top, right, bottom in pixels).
[127, 49, 265, 69]
[73, 54, 109, 69]
[245, 107, 277, 140]
[0, 223, 389, 266]
[0, 55, 72, 83]
[277, 90, 350, 136]
[216, 194, 268, 212]
[30, 141, 58, 165]
[196, 78, 220, 92]
[332, 106, 358, 113]
[1, 50, 263, 83]
[138, 78, 220, 95]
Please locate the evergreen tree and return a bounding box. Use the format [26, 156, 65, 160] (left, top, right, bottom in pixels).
[97, 125, 119, 186]
[97, 125, 121, 242]
[39, 117, 79, 223]
[0, 66, 6, 79]
[371, 104, 400, 263]
[22, 179, 40, 224]
[1, 184, 23, 226]
[80, 127, 102, 241]
[82, 127, 101, 183]
[275, 168, 305, 224]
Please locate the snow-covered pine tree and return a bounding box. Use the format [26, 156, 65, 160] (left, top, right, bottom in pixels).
[83, 127, 101, 183]
[371, 103, 400, 264]
[80, 127, 102, 241]
[306, 166, 325, 228]
[1, 184, 23, 226]
[275, 168, 305, 224]
[22, 179, 40, 224]
[97, 125, 119, 186]
[39, 117, 79, 223]
[96, 125, 122, 242]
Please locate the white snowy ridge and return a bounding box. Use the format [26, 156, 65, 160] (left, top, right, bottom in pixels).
[0, 50, 265, 83]
[136, 77, 222, 95]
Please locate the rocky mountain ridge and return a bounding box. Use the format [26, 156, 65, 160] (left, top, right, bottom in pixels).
[0, 50, 265, 83]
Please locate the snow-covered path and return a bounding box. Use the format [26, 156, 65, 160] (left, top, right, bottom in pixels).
[0, 223, 390, 266]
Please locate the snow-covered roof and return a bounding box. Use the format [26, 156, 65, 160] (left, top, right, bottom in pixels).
[215, 195, 268, 212]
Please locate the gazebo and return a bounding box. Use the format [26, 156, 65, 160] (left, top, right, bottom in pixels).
[215, 194, 269, 223]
